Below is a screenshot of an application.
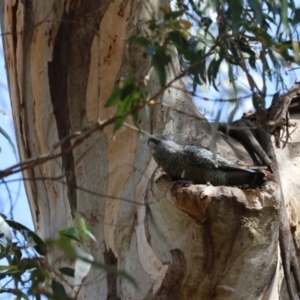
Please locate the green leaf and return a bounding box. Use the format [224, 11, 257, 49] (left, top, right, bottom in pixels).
[73, 214, 88, 239]
[0, 289, 29, 300]
[106, 76, 139, 112]
[17, 258, 40, 272]
[248, 0, 263, 25]
[202, 17, 213, 33]
[59, 232, 81, 243]
[60, 226, 77, 236]
[47, 235, 77, 258]
[59, 267, 75, 278]
[129, 36, 151, 48]
[132, 112, 139, 127]
[197, 50, 206, 83]
[239, 40, 255, 57]
[148, 20, 157, 31]
[116, 98, 133, 116]
[105, 86, 122, 107]
[281, 0, 289, 32]
[11, 248, 22, 265]
[263, 13, 277, 26]
[246, 26, 273, 46]
[292, 8, 300, 25]
[152, 55, 167, 87]
[0, 272, 8, 280]
[207, 57, 222, 90]
[214, 57, 223, 77]
[184, 50, 198, 64]
[30, 268, 47, 286]
[85, 230, 97, 242]
[209, 0, 219, 9]
[51, 279, 67, 296]
[168, 31, 189, 53]
[0, 265, 17, 271]
[226, 41, 240, 65]
[188, 0, 202, 17]
[53, 242, 137, 287]
[227, 40, 238, 56]
[74, 247, 93, 286]
[114, 116, 126, 131]
[192, 77, 198, 93]
[164, 10, 185, 20]
[121, 83, 136, 101]
[228, 0, 243, 32]
[268, 49, 280, 68]
[274, 45, 294, 61]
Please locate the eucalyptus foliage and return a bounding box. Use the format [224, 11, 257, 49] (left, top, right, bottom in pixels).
[106, 0, 300, 127]
[0, 214, 135, 299]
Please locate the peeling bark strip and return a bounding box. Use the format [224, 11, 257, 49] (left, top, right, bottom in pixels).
[144, 250, 187, 300]
[23, 0, 41, 225]
[48, 8, 77, 211]
[104, 249, 121, 300]
[48, 1, 105, 211]
[11, 0, 18, 55]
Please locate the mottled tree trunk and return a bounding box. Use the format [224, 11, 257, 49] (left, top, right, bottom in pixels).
[0, 0, 298, 299]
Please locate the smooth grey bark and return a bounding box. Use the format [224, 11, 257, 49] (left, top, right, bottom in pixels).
[1, 0, 299, 299]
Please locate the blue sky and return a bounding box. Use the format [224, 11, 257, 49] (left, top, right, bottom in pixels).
[0, 39, 33, 230]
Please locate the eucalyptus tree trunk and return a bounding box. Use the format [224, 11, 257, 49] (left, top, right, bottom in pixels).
[0, 0, 298, 299]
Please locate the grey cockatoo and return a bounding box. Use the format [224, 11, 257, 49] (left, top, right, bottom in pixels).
[148, 134, 264, 186]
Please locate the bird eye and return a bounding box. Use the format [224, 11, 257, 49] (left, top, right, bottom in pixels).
[148, 139, 157, 148]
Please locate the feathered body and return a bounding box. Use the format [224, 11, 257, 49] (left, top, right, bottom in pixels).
[148, 134, 263, 186]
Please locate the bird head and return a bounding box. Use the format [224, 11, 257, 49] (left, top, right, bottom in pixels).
[148, 134, 181, 163]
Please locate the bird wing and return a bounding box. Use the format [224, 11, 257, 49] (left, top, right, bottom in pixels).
[184, 146, 221, 169]
[216, 155, 256, 173]
[184, 145, 256, 173]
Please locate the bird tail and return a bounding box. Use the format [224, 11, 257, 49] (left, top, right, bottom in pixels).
[242, 168, 269, 187]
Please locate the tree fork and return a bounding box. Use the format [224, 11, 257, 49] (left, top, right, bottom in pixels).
[218, 84, 300, 299]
